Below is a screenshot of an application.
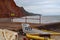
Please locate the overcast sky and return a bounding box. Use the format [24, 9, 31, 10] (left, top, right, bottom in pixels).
[14, 0, 60, 16]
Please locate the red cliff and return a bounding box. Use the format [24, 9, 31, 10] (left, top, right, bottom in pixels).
[0, 0, 25, 18]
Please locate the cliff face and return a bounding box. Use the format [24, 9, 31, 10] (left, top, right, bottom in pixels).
[0, 0, 25, 18]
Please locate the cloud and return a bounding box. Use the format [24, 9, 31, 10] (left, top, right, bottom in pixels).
[42, 8, 60, 13]
[14, 0, 60, 15]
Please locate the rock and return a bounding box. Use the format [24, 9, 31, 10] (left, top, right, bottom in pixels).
[0, 0, 25, 18]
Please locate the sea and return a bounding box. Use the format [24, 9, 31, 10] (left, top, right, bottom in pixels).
[41, 15, 60, 24]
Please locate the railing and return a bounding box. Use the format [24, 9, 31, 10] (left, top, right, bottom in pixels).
[12, 15, 41, 24]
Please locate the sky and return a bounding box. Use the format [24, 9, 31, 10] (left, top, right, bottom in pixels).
[14, 0, 60, 16]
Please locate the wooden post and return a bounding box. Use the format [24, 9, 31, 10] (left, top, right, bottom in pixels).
[25, 16, 27, 24]
[39, 15, 41, 24]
